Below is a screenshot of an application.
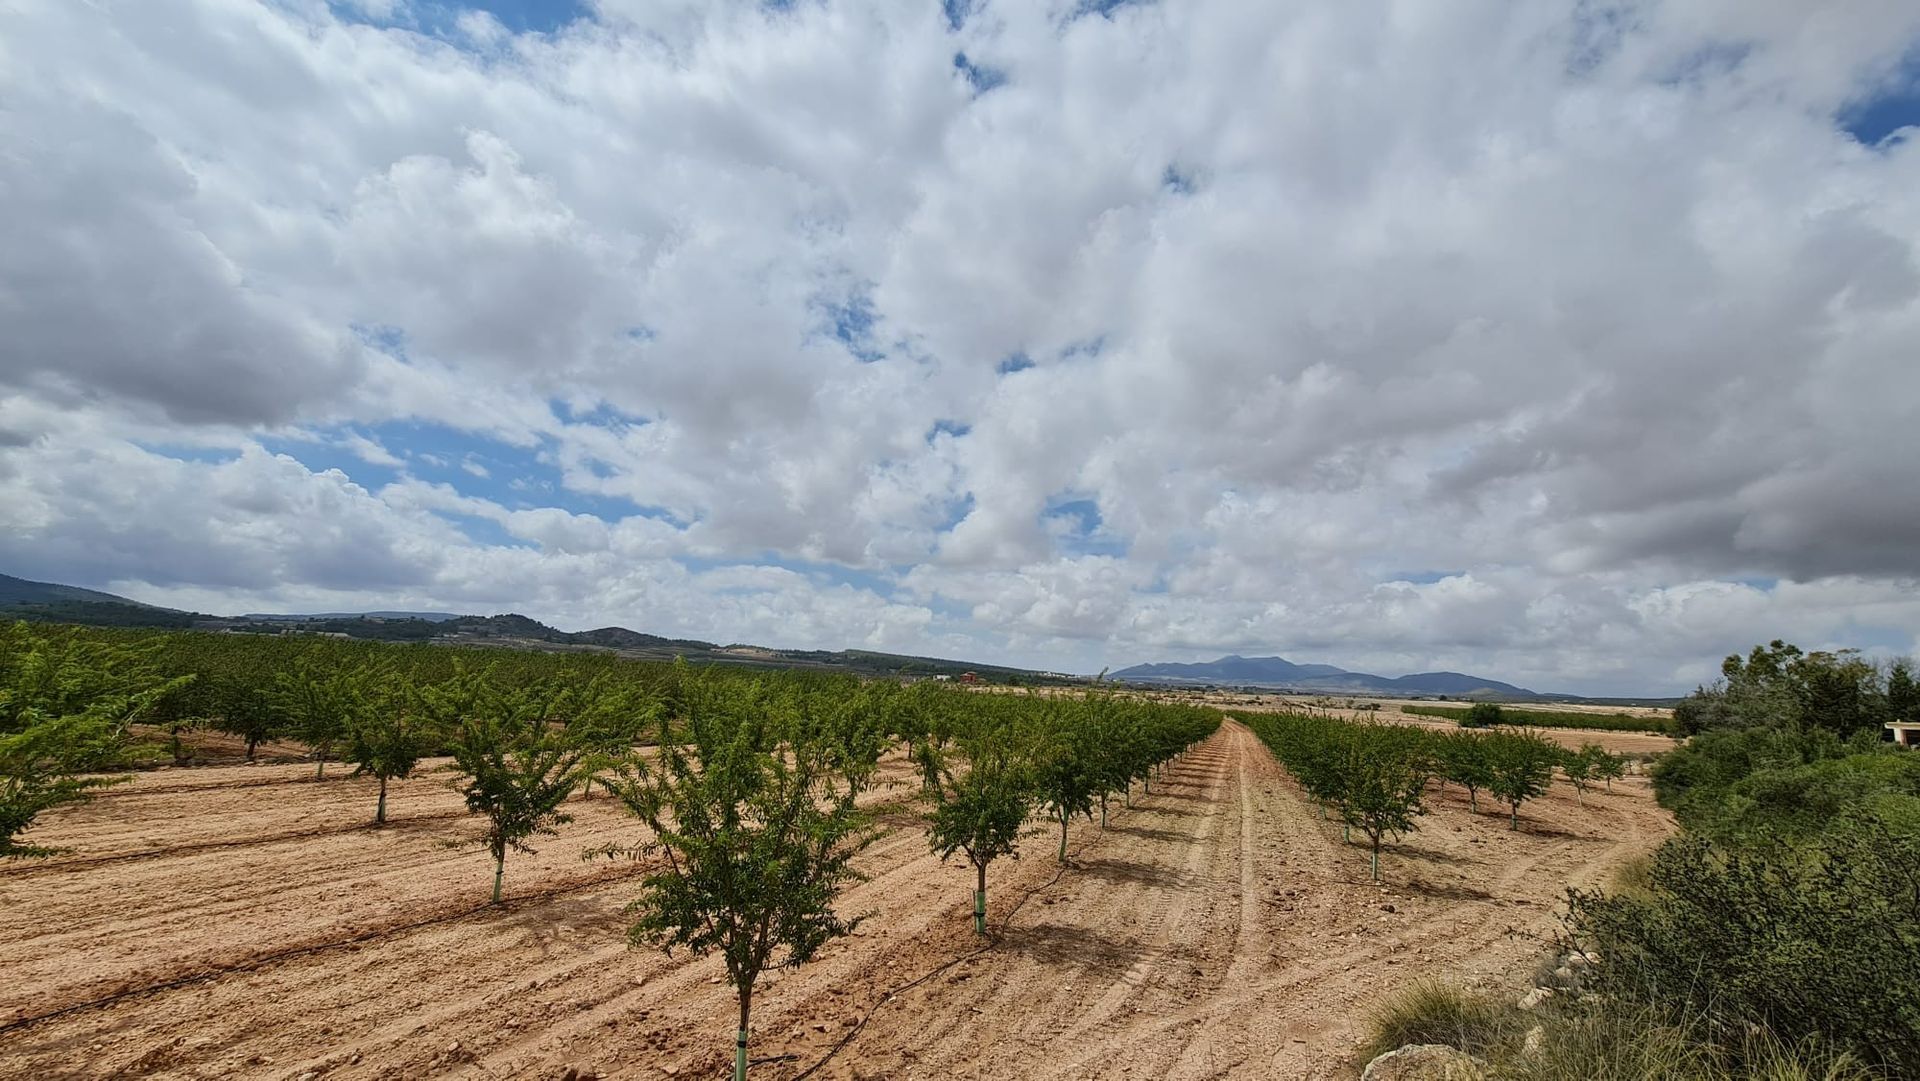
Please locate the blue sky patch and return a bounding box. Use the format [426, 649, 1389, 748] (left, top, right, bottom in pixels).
[551, 398, 652, 432]
[815, 289, 885, 363]
[927, 419, 972, 443]
[1388, 570, 1462, 585]
[1044, 495, 1127, 556]
[442, 509, 530, 549]
[137, 443, 244, 467]
[328, 1, 588, 38]
[997, 352, 1035, 374]
[1841, 49, 1920, 146]
[936, 492, 975, 533]
[267, 422, 677, 524]
[262, 434, 404, 489]
[1163, 164, 1196, 195]
[954, 52, 1006, 94]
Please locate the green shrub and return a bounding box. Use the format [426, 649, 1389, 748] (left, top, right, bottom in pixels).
[1564, 827, 1920, 1076]
[1462, 702, 1504, 729]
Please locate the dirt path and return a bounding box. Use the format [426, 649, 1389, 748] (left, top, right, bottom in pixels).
[0, 722, 1669, 1080]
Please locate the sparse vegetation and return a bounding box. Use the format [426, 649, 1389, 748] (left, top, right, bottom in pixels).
[1405, 703, 1670, 734]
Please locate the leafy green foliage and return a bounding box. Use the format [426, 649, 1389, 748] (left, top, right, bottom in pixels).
[0, 623, 179, 857]
[1433, 730, 1492, 811]
[1338, 728, 1432, 881]
[1404, 703, 1668, 734]
[610, 675, 880, 1080]
[448, 707, 589, 903]
[1461, 702, 1504, 729]
[1674, 640, 1904, 737]
[1483, 730, 1559, 830]
[340, 679, 438, 824]
[1243, 711, 1433, 881]
[926, 718, 1034, 935]
[275, 659, 365, 778]
[1565, 827, 1920, 1076]
[1563, 639, 1920, 1076]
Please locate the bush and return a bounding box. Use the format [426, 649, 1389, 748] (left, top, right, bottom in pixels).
[1462, 702, 1504, 728]
[1564, 827, 1920, 1076]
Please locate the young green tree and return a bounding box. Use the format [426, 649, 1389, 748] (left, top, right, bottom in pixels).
[1560, 743, 1601, 806]
[207, 670, 283, 761]
[1434, 731, 1492, 812]
[340, 679, 436, 825]
[1485, 731, 1559, 830]
[1338, 730, 1432, 882]
[275, 659, 360, 779]
[612, 678, 877, 1081]
[1593, 748, 1628, 791]
[448, 712, 587, 903]
[927, 720, 1033, 935]
[1032, 700, 1099, 863]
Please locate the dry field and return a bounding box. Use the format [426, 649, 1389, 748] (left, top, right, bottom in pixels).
[0, 721, 1670, 1080]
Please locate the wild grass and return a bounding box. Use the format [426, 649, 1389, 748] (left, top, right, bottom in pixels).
[1362, 985, 1882, 1081]
[1359, 980, 1523, 1063]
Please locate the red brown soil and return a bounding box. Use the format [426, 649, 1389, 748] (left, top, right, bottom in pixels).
[0, 722, 1670, 1080]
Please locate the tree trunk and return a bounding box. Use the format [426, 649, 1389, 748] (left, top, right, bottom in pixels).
[246, 734, 260, 761]
[1370, 838, 1380, 883]
[974, 861, 987, 935]
[1057, 808, 1069, 863]
[1509, 802, 1519, 831]
[735, 984, 752, 1081]
[1100, 794, 1107, 829]
[376, 776, 389, 824]
[315, 755, 326, 781]
[1468, 787, 1478, 813]
[492, 848, 505, 904]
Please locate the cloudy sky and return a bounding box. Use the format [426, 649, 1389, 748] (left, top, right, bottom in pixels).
[3, 0, 1919, 694]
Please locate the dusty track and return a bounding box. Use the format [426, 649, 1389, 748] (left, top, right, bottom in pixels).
[0, 722, 1668, 1079]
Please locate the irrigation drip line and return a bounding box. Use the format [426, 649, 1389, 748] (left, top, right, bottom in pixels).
[5, 810, 473, 876]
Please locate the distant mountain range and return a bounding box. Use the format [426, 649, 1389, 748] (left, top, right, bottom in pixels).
[1111, 654, 1538, 699]
[0, 573, 1061, 684]
[2, 572, 1563, 698]
[244, 611, 462, 622]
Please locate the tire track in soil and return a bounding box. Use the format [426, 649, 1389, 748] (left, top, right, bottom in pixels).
[0, 726, 1667, 1081]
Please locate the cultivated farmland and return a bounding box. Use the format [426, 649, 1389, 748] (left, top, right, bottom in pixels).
[0, 712, 1667, 1079]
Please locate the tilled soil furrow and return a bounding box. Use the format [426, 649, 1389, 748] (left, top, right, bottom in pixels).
[0, 723, 1669, 1081]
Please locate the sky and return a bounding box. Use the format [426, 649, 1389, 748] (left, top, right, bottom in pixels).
[3, 0, 1919, 696]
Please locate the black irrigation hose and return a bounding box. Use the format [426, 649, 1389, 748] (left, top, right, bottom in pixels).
[4, 810, 472, 876]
